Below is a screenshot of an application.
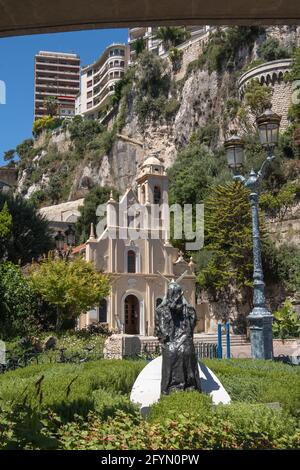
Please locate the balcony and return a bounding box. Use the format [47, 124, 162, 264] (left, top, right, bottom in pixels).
[35, 82, 79, 91]
[36, 75, 79, 84]
[36, 60, 80, 70]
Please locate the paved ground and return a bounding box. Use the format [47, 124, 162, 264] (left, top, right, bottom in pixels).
[230, 339, 300, 359]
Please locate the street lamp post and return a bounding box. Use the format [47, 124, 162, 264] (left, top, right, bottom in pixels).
[224, 108, 281, 360]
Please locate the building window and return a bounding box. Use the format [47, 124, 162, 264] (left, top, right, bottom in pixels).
[87, 80, 93, 87]
[141, 185, 145, 204]
[87, 101, 93, 109]
[87, 90, 93, 99]
[127, 250, 136, 273]
[154, 186, 161, 204]
[99, 299, 107, 323]
[156, 298, 163, 307]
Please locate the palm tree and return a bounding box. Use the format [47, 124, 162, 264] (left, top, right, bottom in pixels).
[132, 38, 146, 56]
[44, 96, 58, 117]
[154, 27, 190, 50]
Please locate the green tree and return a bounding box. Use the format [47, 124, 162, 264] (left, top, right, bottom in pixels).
[273, 300, 300, 340]
[15, 139, 35, 164]
[68, 116, 103, 155]
[198, 182, 254, 290]
[29, 257, 110, 330]
[0, 202, 12, 242]
[76, 186, 119, 243]
[169, 47, 183, 72]
[244, 80, 273, 117]
[44, 96, 59, 117]
[168, 143, 224, 206]
[132, 38, 146, 56]
[0, 193, 53, 265]
[0, 262, 40, 338]
[154, 27, 190, 50]
[3, 149, 16, 164]
[258, 38, 291, 62]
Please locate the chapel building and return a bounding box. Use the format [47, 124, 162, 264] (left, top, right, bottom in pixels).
[79, 156, 197, 336]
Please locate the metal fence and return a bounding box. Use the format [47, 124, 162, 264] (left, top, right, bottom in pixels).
[140, 341, 218, 359]
[0, 346, 97, 374]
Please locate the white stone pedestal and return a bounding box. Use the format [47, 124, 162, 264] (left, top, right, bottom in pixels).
[130, 356, 231, 415]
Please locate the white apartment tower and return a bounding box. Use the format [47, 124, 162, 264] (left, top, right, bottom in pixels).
[75, 44, 129, 120]
[34, 51, 80, 120]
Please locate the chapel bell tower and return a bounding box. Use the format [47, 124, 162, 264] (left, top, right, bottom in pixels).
[136, 156, 169, 206]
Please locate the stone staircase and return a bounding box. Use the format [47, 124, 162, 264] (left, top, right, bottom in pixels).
[140, 333, 249, 347]
[194, 333, 249, 346]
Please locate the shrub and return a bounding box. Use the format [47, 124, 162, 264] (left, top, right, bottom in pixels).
[53, 402, 300, 450]
[32, 116, 63, 137]
[258, 38, 291, 62]
[149, 391, 212, 423]
[203, 358, 300, 417]
[273, 300, 300, 340]
[0, 202, 12, 243]
[244, 80, 273, 117]
[188, 27, 265, 75]
[0, 359, 299, 449]
[169, 47, 183, 72]
[0, 360, 145, 420]
[260, 181, 299, 219]
[0, 263, 41, 338]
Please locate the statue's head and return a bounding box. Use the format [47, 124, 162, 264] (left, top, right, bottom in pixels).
[167, 281, 183, 311]
[167, 280, 181, 298]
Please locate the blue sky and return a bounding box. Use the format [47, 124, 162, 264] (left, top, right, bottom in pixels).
[0, 28, 128, 164]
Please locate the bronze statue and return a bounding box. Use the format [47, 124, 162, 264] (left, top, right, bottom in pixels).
[155, 274, 202, 395]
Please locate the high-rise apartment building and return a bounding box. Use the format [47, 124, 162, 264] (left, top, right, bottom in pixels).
[75, 43, 129, 120]
[34, 51, 80, 120]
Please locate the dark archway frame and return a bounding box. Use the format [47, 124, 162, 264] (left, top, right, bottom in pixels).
[1, 1, 300, 38]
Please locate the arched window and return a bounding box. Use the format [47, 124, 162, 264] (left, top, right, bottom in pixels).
[156, 298, 163, 307]
[154, 186, 161, 204]
[141, 185, 145, 204]
[99, 299, 107, 323]
[127, 250, 136, 273]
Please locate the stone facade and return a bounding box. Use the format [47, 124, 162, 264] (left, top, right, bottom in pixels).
[103, 334, 142, 359]
[267, 202, 300, 247]
[80, 156, 197, 336]
[238, 59, 293, 130]
[0, 167, 17, 191]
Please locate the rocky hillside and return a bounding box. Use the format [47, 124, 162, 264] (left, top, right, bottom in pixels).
[13, 26, 300, 204]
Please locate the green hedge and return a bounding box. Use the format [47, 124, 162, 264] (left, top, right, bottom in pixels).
[0, 358, 299, 449]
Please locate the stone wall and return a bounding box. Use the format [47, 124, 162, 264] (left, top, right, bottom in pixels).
[267, 26, 300, 48]
[103, 334, 142, 359]
[271, 81, 293, 130]
[174, 36, 209, 81]
[0, 167, 17, 188]
[267, 203, 300, 247]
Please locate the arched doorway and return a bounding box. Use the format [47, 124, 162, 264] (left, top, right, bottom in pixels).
[124, 294, 140, 334]
[99, 298, 107, 323]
